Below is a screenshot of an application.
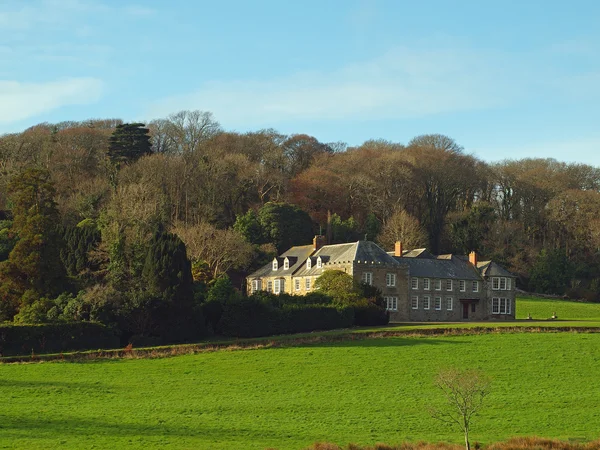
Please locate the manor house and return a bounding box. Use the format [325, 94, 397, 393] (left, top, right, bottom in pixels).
[246, 237, 516, 322]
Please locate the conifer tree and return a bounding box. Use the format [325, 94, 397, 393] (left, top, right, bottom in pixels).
[142, 231, 192, 302]
[0, 169, 67, 320]
[107, 123, 152, 165]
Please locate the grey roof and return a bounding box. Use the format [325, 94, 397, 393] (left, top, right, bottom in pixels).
[477, 261, 515, 278]
[393, 254, 482, 280]
[295, 241, 399, 277]
[248, 244, 314, 278]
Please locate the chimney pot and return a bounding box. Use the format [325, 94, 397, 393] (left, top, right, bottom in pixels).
[394, 241, 403, 257]
[469, 251, 478, 266]
[313, 235, 326, 251]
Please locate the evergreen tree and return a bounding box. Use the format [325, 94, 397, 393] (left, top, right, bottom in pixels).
[529, 248, 573, 295]
[108, 123, 152, 165]
[0, 169, 67, 320]
[142, 231, 192, 302]
[257, 202, 314, 252]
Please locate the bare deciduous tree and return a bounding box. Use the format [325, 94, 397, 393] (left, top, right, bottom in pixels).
[430, 368, 491, 450]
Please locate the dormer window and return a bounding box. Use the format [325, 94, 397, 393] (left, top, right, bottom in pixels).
[283, 257, 289, 270]
[272, 258, 278, 271]
[307, 258, 312, 269]
[316, 257, 322, 268]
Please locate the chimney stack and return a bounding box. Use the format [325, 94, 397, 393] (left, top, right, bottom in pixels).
[394, 241, 403, 257]
[469, 251, 478, 266]
[313, 235, 326, 251]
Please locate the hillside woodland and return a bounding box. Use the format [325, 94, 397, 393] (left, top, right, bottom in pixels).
[1, 111, 599, 344]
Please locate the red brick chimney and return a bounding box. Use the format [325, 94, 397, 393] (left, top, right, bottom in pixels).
[313, 235, 326, 251]
[469, 251, 478, 266]
[394, 241, 403, 257]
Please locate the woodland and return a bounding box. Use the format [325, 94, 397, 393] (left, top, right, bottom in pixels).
[1, 110, 599, 344]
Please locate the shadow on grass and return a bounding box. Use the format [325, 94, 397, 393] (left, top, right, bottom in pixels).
[0, 379, 108, 390]
[0, 413, 291, 443]
[274, 335, 470, 349]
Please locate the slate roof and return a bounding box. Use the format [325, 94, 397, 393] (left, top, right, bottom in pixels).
[248, 244, 314, 279]
[477, 261, 515, 278]
[393, 255, 482, 280]
[294, 241, 398, 277]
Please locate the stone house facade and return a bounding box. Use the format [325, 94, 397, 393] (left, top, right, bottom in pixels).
[246, 237, 516, 322]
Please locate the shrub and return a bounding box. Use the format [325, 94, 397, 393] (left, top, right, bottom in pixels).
[353, 300, 389, 326]
[0, 322, 120, 356]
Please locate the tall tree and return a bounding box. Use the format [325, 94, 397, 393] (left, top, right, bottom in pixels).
[108, 123, 152, 165]
[0, 169, 66, 320]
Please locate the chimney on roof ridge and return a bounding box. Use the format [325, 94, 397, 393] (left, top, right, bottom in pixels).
[395, 241, 403, 257]
[313, 235, 326, 251]
[469, 251, 478, 266]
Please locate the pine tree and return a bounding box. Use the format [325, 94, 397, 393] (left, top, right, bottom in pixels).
[107, 123, 152, 165]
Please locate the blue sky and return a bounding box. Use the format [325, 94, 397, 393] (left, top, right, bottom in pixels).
[1, 0, 599, 165]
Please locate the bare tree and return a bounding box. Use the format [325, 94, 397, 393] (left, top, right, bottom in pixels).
[430, 368, 491, 450]
[378, 209, 428, 251]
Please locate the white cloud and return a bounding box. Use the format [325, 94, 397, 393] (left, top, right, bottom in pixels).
[0, 78, 104, 124]
[147, 47, 516, 127]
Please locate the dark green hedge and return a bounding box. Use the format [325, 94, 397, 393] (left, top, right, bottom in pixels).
[0, 322, 120, 356]
[216, 297, 354, 338]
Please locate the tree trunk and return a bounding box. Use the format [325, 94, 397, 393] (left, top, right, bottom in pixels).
[464, 428, 470, 450]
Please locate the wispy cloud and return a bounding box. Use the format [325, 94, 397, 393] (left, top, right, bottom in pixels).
[147, 46, 516, 127]
[0, 78, 104, 124]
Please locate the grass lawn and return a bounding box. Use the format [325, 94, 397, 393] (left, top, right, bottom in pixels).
[1, 332, 600, 449]
[516, 296, 600, 321]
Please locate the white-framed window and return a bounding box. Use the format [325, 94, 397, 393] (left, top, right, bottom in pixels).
[274, 279, 282, 294]
[384, 296, 398, 311]
[267, 280, 273, 292]
[435, 296, 442, 310]
[492, 277, 511, 291]
[251, 279, 262, 293]
[423, 278, 430, 290]
[446, 296, 453, 311]
[362, 272, 373, 285]
[295, 279, 300, 291]
[459, 280, 466, 292]
[446, 279, 453, 291]
[283, 258, 289, 270]
[434, 279, 442, 291]
[411, 295, 418, 309]
[423, 295, 430, 310]
[307, 258, 312, 269]
[411, 278, 418, 290]
[472, 281, 479, 292]
[305, 278, 311, 290]
[316, 257, 322, 269]
[492, 297, 511, 314]
[272, 259, 278, 271]
[386, 273, 396, 287]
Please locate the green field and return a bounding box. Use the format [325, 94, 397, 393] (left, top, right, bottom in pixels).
[2, 330, 600, 449]
[516, 296, 600, 321]
[2, 296, 600, 449]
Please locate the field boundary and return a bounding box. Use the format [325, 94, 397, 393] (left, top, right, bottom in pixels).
[3, 325, 600, 364]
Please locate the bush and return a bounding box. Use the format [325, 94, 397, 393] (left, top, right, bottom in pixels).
[217, 296, 354, 338]
[0, 322, 120, 356]
[353, 300, 389, 326]
[281, 304, 354, 333]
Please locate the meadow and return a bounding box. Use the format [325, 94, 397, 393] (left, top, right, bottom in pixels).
[2, 330, 600, 449]
[2, 296, 600, 449]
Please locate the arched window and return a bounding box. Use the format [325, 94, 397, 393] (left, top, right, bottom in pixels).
[272, 258, 278, 271]
[316, 257, 322, 268]
[283, 258, 289, 270]
[306, 258, 312, 269]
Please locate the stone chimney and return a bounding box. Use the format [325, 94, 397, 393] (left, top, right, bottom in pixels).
[394, 241, 403, 257]
[313, 235, 326, 251]
[469, 251, 478, 266]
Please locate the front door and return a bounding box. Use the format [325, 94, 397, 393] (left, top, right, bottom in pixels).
[462, 303, 469, 319]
